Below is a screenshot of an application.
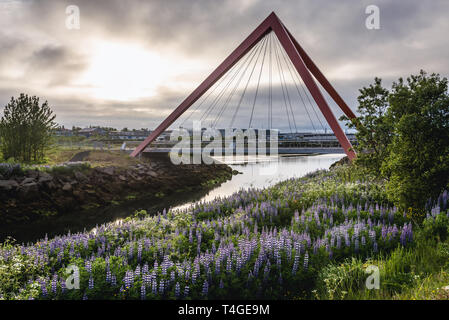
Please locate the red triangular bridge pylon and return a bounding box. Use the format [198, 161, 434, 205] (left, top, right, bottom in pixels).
[131, 12, 356, 160]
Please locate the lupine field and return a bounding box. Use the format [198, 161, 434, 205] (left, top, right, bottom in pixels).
[0, 165, 448, 300]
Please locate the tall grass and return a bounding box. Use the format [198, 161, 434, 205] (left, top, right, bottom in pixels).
[315, 229, 449, 300]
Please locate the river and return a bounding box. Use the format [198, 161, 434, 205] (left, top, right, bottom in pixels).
[173, 153, 344, 211]
[6, 154, 343, 243]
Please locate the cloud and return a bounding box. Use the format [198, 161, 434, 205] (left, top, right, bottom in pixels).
[0, 0, 448, 131]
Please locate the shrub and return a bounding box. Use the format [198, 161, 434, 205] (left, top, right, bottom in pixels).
[0, 94, 56, 163]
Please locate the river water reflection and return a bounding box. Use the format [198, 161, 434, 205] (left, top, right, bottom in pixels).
[172, 153, 344, 211]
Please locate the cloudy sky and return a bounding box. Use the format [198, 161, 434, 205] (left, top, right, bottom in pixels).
[0, 0, 448, 132]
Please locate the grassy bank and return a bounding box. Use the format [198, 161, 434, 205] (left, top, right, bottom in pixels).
[0, 163, 447, 300]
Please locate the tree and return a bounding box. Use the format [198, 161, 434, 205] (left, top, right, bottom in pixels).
[340, 77, 392, 174]
[383, 71, 449, 209]
[0, 94, 56, 163]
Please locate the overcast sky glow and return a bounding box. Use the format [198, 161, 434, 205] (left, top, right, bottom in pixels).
[1, 0, 448, 131]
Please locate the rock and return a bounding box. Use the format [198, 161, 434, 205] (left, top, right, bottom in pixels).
[46, 181, 58, 190]
[74, 171, 88, 181]
[118, 175, 127, 181]
[73, 190, 85, 202]
[38, 172, 53, 183]
[27, 170, 39, 179]
[19, 182, 39, 199]
[100, 167, 115, 176]
[21, 177, 35, 185]
[62, 183, 72, 191]
[0, 180, 19, 191]
[147, 171, 158, 178]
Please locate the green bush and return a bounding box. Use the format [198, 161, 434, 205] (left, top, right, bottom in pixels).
[0, 94, 56, 163]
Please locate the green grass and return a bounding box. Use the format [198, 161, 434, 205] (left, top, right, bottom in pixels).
[315, 232, 449, 300]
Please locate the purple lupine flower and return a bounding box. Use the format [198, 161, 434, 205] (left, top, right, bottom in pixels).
[263, 263, 270, 281]
[88, 276, 94, 290]
[141, 284, 146, 300]
[202, 280, 208, 296]
[303, 252, 309, 270]
[219, 279, 224, 289]
[85, 261, 92, 274]
[61, 279, 66, 294]
[51, 275, 58, 294]
[184, 285, 189, 297]
[226, 257, 232, 274]
[175, 282, 180, 298]
[152, 280, 157, 295]
[159, 279, 165, 295]
[137, 243, 142, 263]
[381, 226, 387, 239]
[40, 280, 48, 297]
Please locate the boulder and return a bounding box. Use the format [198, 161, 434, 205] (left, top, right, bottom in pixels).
[62, 183, 72, 191]
[0, 179, 19, 191]
[38, 172, 53, 183]
[21, 177, 35, 185]
[100, 167, 115, 176]
[147, 171, 158, 178]
[18, 182, 39, 199]
[74, 171, 88, 181]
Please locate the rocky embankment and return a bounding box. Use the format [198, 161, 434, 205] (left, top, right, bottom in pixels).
[0, 154, 233, 225]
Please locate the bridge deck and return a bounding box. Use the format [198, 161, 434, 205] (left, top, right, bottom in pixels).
[135, 147, 345, 154]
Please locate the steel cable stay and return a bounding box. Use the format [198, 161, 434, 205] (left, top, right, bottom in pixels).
[282, 43, 327, 133]
[229, 34, 268, 128]
[268, 32, 273, 130]
[184, 40, 260, 128]
[273, 34, 294, 133]
[248, 30, 269, 129]
[274, 37, 298, 133]
[275, 36, 319, 134]
[179, 31, 331, 136]
[200, 43, 258, 126]
[202, 36, 267, 127]
[211, 34, 266, 128]
[178, 51, 243, 128]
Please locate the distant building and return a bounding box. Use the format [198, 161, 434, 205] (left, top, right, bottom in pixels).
[109, 130, 151, 141]
[78, 127, 105, 137]
[279, 132, 356, 143]
[53, 128, 73, 137]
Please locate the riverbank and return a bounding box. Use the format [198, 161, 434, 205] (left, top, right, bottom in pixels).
[1, 160, 447, 300]
[0, 151, 234, 233]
